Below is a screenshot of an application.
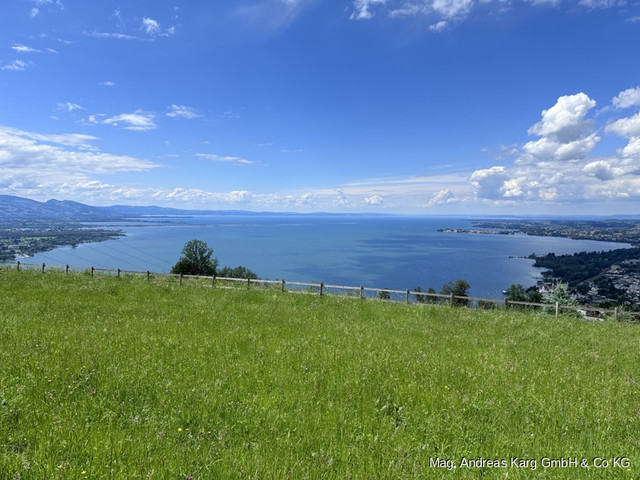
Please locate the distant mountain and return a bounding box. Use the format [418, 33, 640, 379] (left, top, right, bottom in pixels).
[0, 195, 296, 222]
[0, 195, 121, 221]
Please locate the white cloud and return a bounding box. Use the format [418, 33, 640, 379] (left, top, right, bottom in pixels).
[578, 0, 623, 8]
[87, 110, 157, 131]
[351, 0, 631, 33]
[390, 4, 427, 17]
[612, 86, 640, 109]
[99, 81, 115, 87]
[470, 166, 510, 199]
[350, 0, 387, 20]
[605, 112, 640, 137]
[12, 44, 41, 53]
[429, 20, 449, 31]
[470, 91, 640, 207]
[583, 160, 617, 181]
[428, 188, 458, 205]
[36, 0, 63, 7]
[30, 7, 39, 17]
[432, 0, 474, 19]
[0, 126, 157, 201]
[57, 102, 83, 112]
[15, 130, 99, 150]
[86, 31, 138, 41]
[166, 104, 201, 119]
[196, 153, 253, 165]
[527, 92, 595, 142]
[363, 194, 383, 205]
[620, 137, 640, 160]
[1, 60, 29, 71]
[142, 17, 160, 35]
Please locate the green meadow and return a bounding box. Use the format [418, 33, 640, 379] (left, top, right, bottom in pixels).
[1, 268, 639, 479]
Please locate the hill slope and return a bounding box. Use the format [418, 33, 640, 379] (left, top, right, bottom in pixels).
[1, 269, 638, 479]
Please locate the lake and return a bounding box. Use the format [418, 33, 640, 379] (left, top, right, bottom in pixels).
[20, 215, 631, 299]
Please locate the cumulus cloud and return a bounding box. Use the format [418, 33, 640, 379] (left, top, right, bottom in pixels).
[470, 166, 510, 199]
[583, 160, 617, 181]
[470, 88, 640, 207]
[605, 112, 640, 137]
[612, 86, 640, 109]
[527, 92, 595, 142]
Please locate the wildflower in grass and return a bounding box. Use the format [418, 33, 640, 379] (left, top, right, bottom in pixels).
[178, 427, 183, 432]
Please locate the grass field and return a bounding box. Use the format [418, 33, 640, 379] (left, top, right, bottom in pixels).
[1, 268, 639, 479]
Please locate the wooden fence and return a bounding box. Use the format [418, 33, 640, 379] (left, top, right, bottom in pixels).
[10, 261, 640, 322]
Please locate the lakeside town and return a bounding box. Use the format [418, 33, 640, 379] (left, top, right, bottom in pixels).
[466, 219, 640, 309]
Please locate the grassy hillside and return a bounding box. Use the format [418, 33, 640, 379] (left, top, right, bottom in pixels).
[1, 269, 638, 479]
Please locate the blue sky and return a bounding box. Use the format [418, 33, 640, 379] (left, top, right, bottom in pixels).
[1, 0, 639, 214]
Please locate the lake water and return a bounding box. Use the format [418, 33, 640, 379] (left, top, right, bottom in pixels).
[19, 215, 630, 299]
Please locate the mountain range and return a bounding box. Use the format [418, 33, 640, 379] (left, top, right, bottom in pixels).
[0, 195, 265, 222]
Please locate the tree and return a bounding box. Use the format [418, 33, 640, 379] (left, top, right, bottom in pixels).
[440, 279, 470, 307]
[526, 286, 543, 304]
[217, 265, 258, 279]
[170, 239, 218, 276]
[413, 286, 426, 304]
[505, 284, 527, 303]
[545, 282, 578, 307]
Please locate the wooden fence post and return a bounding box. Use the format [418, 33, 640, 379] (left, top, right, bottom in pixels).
[450, 293, 454, 306]
[555, 301, 559, 318]
[360, 285, 364, 299]
[66, 265, 69, 274]
[319, 282, 324, 297]
[212, 275, 216, 287]
[147, 271, 150, 282]
[614, 307, 618, 322]
[247, 277, 251, 289]
[281, 279, 285, 292]
[406, 289, 410, 304]
[117, 268, 121, 279]
[91, 267, 94, 277]
[42, 263, 46, 273]
[16, 261, 20, 271]
[180, 273, 183, 286]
